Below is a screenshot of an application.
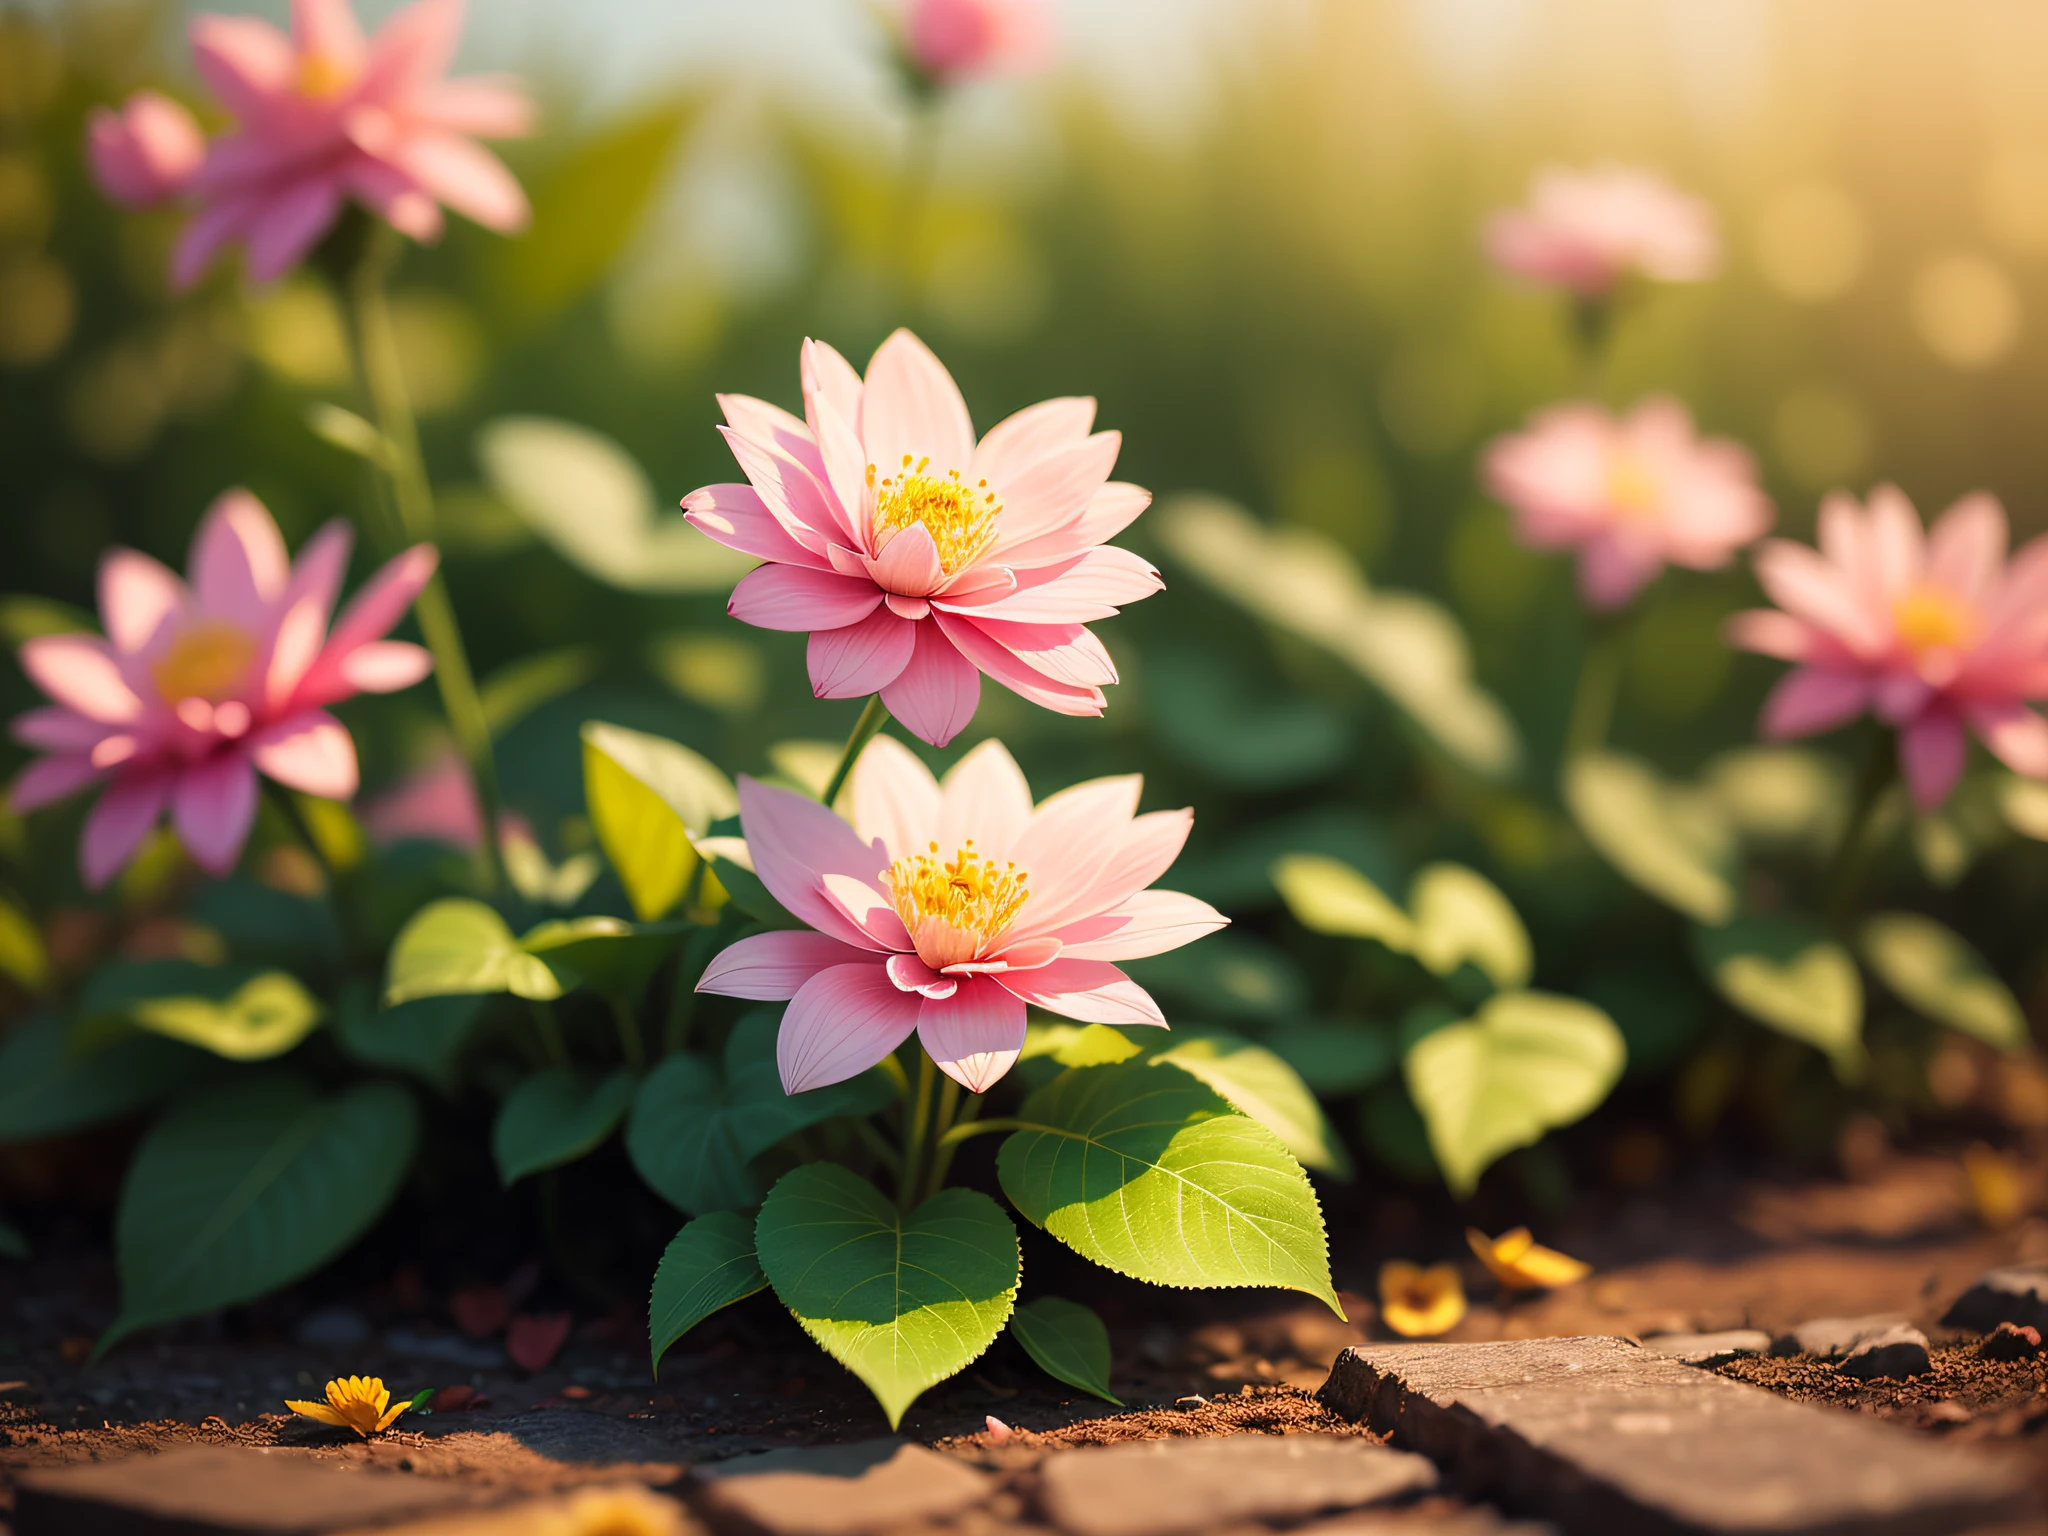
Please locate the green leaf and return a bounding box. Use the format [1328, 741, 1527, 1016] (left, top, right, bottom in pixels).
[754, 1164, 1019, 1428]
[1358, 1081, 1439, 1182]
[1150, 1031, 1352, 1178]
[0, 1014, 215, 1143]
[1265, 1022, 1393, 1095]
[998, 1060, 1339, 1311]
[582, 722, 738, 921]
[385, 898, 561, 1005]
[626, 1012, 894, 1214]
[1409, 863, 1530, 990]
[693, 816, 804, 929]
[304, 401, 392, 466]
[1704, 747, 1847, 850]
[102, 1073, 418, 1354]
[1009, 1296, 1121, 1405]
[1403, 992, 1625, 1197]
[1272, 854, 1415, 948]
[1999, 774, 2048, 842]
[126, 972, 324, 1062]
[480, 646, 600, 739]
[189, 879, 344, 976]
[1565, 752, 1737, 925]
[521, 916, 685, 1003]
[0, 896, 48, 992]
[0, 593, 94, 644]
[649, 1211, 768, 1376]
[1146, 652, 1352, 791]
[1859, 912, 2026, 1052]
[0, 1216, 26, 1260]
[1693, 917, 1865, 1079]
[1124, 932, 1307, 1024]
[333, 990, 487, 1096]
[1021, 1022, 1143, 1068]
[493, 1068, 637, 1185]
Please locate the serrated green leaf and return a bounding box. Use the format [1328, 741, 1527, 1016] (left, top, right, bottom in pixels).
[0, 1014, 215, 1143]
[649, 1211, 768, 1376]
[1010, 1296, 1120, 1404]
[493, 1068, 637, 1185]
[1565, 752, 1737, 924]
[333, 989, 487, 1096]
[997, 1061, 1338, 1311]
[1409, 863, 1530, 990]
[101, 1073, 418, 1354]
[0, 896, 48, 992]
[755, 1164, 1018, 1428]
[1151, 1031, 1352, 1178]
[1693, 917, 1864, 1080]
[1859, 912, 2026, 1052]
[582, 722, 737, 922]
[1272, 854, 1415, 947]
[1403, 992, 1625, 1197]
[385, 898, 561, 1004]
[127, 972, 324, 1061]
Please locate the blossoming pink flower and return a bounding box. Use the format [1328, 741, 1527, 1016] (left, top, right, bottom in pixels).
[696, 737, 1225, 1095]
[1483, 397, 1772, 611]
[903, 0, 1053, 83]
[87, 91, 206, 206]
[8, 490, 438, 887]
[151, 0, 533, 289]
[359, 744, 483, 849]
[1486, 164, 1719, 295]
[1727, 487, 2048, 809]
[683, 330, 1161, 748]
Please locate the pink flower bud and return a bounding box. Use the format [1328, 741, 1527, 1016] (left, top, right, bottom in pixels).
[86, 91, 204, 207]
[904, 0, 1052, 84]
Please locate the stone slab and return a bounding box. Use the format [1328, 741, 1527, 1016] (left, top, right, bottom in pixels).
[1036, 1433, 1438, 1536]
[1318, 1335, 2037, 1536]
[1838, 1324, 1931, 1381]
[1767, 1315, 1908, 1359]
[13, 1447, 485, 1536]
[691, 1440, 989, 1535]
[1638, 1332, 1771, 1367]
[1943, 1266, 2048, 1336]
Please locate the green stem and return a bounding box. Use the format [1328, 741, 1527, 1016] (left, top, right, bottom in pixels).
[934, 1116, 1033, 1150]
[820, 696, 891, 808]
[923, 1080, 977, 1201]
[1824, 727, 1898, 930]
[529, 998, 568, 1067]
[851, 1116, 905, 1179]
[343, 225, 505, 892]
[894, 101, 942, 297]
[609, 996, 646, 1074]
[1563, 615, 1626, 762]
[898, 1049, 937, 1212]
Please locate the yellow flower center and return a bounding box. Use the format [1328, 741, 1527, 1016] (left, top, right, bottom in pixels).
[1893, 585, 1979, 659]
[868, 455, 1001, 575]
[1603, 452, 1663, 521]
[296, 51, 357, 100]
[883, 840, 1029, 969]
[152, 621, 255, 703]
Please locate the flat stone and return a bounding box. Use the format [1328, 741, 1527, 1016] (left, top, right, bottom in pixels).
[1943, 1265, 2048, 1335]
[1638, 1330, 1771, 1367]
[1036, 1433, 1438, 1536]
[692, 1440, 989, 1535]
[1318, 1335, 2037, 1536]
[1766, 1313, 1909, 1359]
[13, 1446, 485, 1535]
[1839, 1324, 1932, 1381]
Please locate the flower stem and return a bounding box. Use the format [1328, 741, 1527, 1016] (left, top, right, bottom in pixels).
[820, 696, 891, 808]
[898, 1048, 936, 1213]
[1563, 614, 1626, 761]
[1824, 726, 1898, 930]
[923, 1079, 977, 1201]
[343, 224, 505, 892]
[610, 995, 647, 1074]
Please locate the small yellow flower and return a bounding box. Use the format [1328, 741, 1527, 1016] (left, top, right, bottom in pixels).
[544, 1485, 690, 1536]
[1467, 1227, 1590, 1292]
[1964, 1142, 2028, 1229]
[1378, 1260, 1467, 1337]
[284, 1375, 411, 1438]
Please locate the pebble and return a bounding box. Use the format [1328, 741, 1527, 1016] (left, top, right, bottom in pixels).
[1979, 1321, 2043, 1361]
[1942, 1264, 2048, 1336]
[1837, 1324, 1932, 1381]
[1766, 1314, 1909, 1359]
[693, 1440, 988, 1536]
[293, 1306, 372, 1349]
[1637, 1330, 1771, 1367]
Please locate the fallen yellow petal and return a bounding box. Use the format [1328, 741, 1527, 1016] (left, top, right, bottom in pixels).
[284, 1400, 350, 1427]
[289, 1375, 408, 1438]
[1467, 1226, 1589, 1291]
[1378, 1259, 1467, 1337]
[1964, 1142, 2027, 1229]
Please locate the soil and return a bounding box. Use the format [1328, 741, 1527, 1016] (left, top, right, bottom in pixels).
[1718, 1344, 2048, 1437]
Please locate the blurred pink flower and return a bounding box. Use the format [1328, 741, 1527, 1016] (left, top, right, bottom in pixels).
[1486, 164, 1719, 295]
[132, 0, 534, 290]
[1727, 487, 2048, 809]
[696, 737, 1224, 1095]
[903, 0, 1052, 83]
[8, 490, 437, 888]
[684, 329, 1160, 747]
[1482, 397, 1772, 611]
[359, 744, 483, 849]
[86, 91, 206, 206]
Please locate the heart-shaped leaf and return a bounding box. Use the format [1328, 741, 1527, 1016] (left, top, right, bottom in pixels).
[997, 1060, 1339, 1311]
[754, 1164, 1018, 1428]
[333, 989, 488, 1096]
[102, 1073, 418, 1354]
[1704, 747, 1847, 850]
[126, 972, 324, 1061]
[582, 723, 737, 921]
[0, 1014, 216, 1143]
[1009, 1296, 1120, 1404]
[1693, 917, 1864, 1079]
[1403, 992, 1625, 1197]
[1565, 752, 1737, 924]
[493, 1068, 637, 1185]
[385, 899, 561, 1005]
[1272, 854, 1415, 949]
[1859, 912, 2026, 1051]
[1149, 1031, 1352, 1178]
[649, 1211, 768, 1376]
[1022, 1022, 1144, 1069]
[1409, 863, 1530, 990]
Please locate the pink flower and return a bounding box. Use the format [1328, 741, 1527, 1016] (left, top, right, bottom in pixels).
[696, 737, 1225, 1095]
[154, 0, 533, 290]
[8, 490, 438, 888]
[1727, 487, 2048, 809]
[903, 0, 1053, 84]
[683, 330, 1161, 748]
[1486, 164, 1719, 295]
[1483, 397, 1772, 611]
[86, 91, 206, 206]
[359, 745, 483, 849]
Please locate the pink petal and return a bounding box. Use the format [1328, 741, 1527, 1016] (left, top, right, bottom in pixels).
[1005, 776, 1144, 929]
[249, 709, 358, 799]
[917, 976, 1027, 1093]
[968, 619, 1117, 690]
[1865, 485, 1926, 598]
[1927, 492, 2008, 605]
[1067, 808, 1195, 921]
[929, 610, 1106, 718]
[728, 565, 882, 634]
[280, 519, 354, 631]
[412, 76, 536, 139]
[1055, 889, 1227, 961]
[1724, 609, 1819, 662]
[11, 707, 119, 754]
[1973, 704, 2048, 779]
[1753, 541, 1887, 655]
[362, 0, 461, 96]
[170, 194, 256, 292]
[878, 620, 981, 748]
[971, 397, 1096, 490]
[998, 482, 1153, 570]
[325, 543, 437, 655]
[718, 393, 829, 488]
[802, 338, 864, 438]
[244, 174, 345, 282]
[87, 92, 206, 207]
[80, 770, 172, 889]
[1577, 537, 1663, 611]
[188, 14, 295, 121]
[819, 871, 913, 949]
[682, 483, 828, 569]
[994, 957, 1166, 1028]
[1759, 668, 1873, 740]
[191, 489, 290, 625]
[936, 739, 1033, 863]
[338, 641, 433, 694]
[860, 329, 975, 484]
[777, 962, 922, 1094]
[291, 0, 367, 70]
[737, 776, 892, 951]
[344, 155, 446, 242]
[847, 734, 941, 854]
[867, 523, 947, 599]
[886, 951, 958, 999]
[172, 751, 259, 875]
[11, 754, 105, 814]
[698, 930, 870, 1001]
[715, 426, 843, 549]
[805, 390, 871, 549]
[953, 546, 1161, 623]
[265, 594, 330, 709]
[989, 433, 1122, 555]
[389, 131, 529, 233]
[19, 635, 144, 724]
[1899, 711, 1966, 811]
[807, 608, 917, 700]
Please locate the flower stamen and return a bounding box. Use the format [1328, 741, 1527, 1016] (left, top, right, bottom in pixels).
[883, 839, 1029, 969]
[151, 621, 256, 704]
[1893, 585, 1979, 660]
[867, 454, 1001, 575]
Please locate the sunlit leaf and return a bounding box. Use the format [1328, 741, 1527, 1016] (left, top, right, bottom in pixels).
[1565, 752, 1737, 924]
[1999, 775, 2048, 842]
[1409, 863, 1530, 990]
[0, 895, 48, 993]
[1859, 911, 2026, 1052]
[582, 722, 737, 922]
[1693, 917, 1864, 1080]
[1150, 1031, 1352, 1178]
[493, 1068, 637, 1185]
[1272, 854, 1414, 949]
[1021, 1022, 1143, 1068]
[649, 1211, 767, 1376]
[521, 916, 685, 1004]
[384, 899, 561, 1005]
[1704, 747, 1847, 849]
[0, 593, 94, 644]
[1010, 1296, 1120, 1404]
[126, 972, 324, 1062]
[304, 402, 391, 466]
